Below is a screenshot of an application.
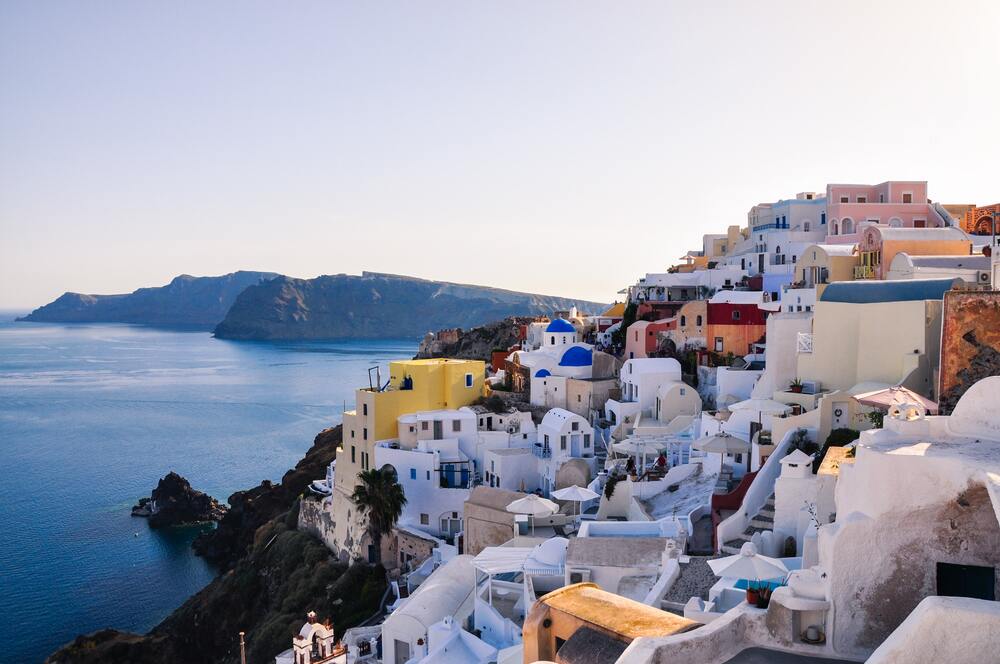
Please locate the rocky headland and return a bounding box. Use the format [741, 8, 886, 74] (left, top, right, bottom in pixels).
[19, 271, 279, 328]
[47, 426, 385, 664]
[131, 472, 227, 528]
[213, 271, 604, 340]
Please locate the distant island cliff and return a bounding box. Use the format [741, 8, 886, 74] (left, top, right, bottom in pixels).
[213, 272, 605, 340]
[18, 271, 279, 328]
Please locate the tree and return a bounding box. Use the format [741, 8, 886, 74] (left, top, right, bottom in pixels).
[351, 467, 407, 565]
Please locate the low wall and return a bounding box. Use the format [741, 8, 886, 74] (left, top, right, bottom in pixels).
[866, 596, 1000, 664]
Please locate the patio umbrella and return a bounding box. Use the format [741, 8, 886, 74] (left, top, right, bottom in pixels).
[854, 385, 938, 415]
[708, 542, 788, 580]
[506, 494, 558, 534]
[693, 432, 750, 454]
[728, 398, 792, 414]
[551, 485, 600, 516]
[613, 438, 664, 471]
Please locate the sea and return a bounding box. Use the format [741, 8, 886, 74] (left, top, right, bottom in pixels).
[0, 313, 418, 664]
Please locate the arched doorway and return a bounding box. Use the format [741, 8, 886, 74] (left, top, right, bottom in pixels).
[841, 218, 855, 235]
[975, 216, 995, 235]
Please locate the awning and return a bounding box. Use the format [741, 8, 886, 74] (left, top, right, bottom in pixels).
[853, 385, 938, 415]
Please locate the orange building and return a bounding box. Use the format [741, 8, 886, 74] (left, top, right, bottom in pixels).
[960, 204, 1000, 236]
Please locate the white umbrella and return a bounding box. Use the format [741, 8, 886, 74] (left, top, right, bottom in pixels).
[708, 542, 788, 580]
[613, 438, 664, 471]
[727, 398, 792, 414]
[551, 485, 600, 516]
[506, 494, 558, 534]
[693, 432, 750, 454]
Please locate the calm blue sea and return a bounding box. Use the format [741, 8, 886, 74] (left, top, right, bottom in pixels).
[0, 314, 417, 664]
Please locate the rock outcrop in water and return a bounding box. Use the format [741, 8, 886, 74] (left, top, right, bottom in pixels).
[131, 472, 227, 528]
[213, 271, 605, 340]
[47, 426, 382, 664]
[18, 271, 279, 328]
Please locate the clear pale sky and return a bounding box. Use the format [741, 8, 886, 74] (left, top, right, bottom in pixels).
[2, 1, 999, 309]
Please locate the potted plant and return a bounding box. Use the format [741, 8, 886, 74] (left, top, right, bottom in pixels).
[746, 579, 760, 605]
[756, 585, 773, 609]
[789, 378, 804, 393]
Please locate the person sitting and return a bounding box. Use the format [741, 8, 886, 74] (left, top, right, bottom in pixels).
[656, 452, 668, 469]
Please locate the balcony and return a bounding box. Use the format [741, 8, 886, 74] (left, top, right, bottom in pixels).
[854, 265, 876, 279]
[532, 444, 552, 459]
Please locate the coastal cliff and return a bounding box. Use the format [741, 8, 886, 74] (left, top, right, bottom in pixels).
[46, 426, 382, 664]
[415, 316, 536, 361]
[214, 271, 604, 340]
[19, 271, 279, 328]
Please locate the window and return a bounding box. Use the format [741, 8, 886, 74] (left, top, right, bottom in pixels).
[410, 468, 416, 480]
[544, 434, 550, 445]
[426, 470, 431, 480]
[351, 446, 356, 463]
[735, 453, 743, 463]
[771, 291, 779, 301]
[803, 222, 810, 232]
[902, 192, 913, 204]
[550, 336, 555, 345]
[452, 419, 461, 432]
[857, 196, 866, 203]
[350, 429, 355, 439]
[821, 212, 826, 225]
[571, 421, 579, 431]
[805, 305, 812, 312]
[420, 513, 429, 525]
[840, 196, 849, 203]
[792, 255, 797, 263]
[584, 434, 590, 448]
[363, 403, 368, 416]
[421, 421, 429, 431]
[732, 310, 741, 321]
[680, 315, 686, 326]
[879, 193, 884, 203]
[363, 427, 368, 440]
[560, 436, 567, 450]
[577, 394, 581, 402]
[715, 337, 724, 352]
[490, 460, 495, 472]
[696, 315, 703, 326]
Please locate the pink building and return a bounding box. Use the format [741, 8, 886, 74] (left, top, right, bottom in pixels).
[825, 181, 950, 244]
[624, 318, 676, 360]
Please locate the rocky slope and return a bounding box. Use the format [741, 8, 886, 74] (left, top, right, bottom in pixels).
[19, 271, 279, 328]
[193, 426, 342, 569]
[132, 472, 227, 527]
[47, 426, 371, 664]
[214, 272, 604, 340]
[415, 316, 537, 361]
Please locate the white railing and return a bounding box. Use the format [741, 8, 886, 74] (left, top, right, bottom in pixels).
[796, 332, 813, 354]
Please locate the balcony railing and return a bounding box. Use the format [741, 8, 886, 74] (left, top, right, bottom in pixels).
[532, 444, 552, 459]
[854, 265, 876, 279]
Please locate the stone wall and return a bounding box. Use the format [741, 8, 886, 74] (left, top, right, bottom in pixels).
[939, 290, 1000, 414]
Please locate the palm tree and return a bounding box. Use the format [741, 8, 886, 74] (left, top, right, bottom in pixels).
[351, 467, 407, 566]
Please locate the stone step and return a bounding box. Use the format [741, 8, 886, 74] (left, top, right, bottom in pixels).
[757, 508, 775, 519]
[753, 512, 774, 524]
[750, 518, 774, 529]
[721, 541, 744, 555]
[738, 524, 772, 542]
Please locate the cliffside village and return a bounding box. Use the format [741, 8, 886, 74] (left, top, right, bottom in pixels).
[278, 183, 1000, 664]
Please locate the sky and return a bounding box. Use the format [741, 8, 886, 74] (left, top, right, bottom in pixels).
[2, 1, 999, 309]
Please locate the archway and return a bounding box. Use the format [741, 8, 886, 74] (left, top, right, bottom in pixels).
[974, 216, 995, 235]
[889, 217, 903, 228]
[841, 218, 855, 235]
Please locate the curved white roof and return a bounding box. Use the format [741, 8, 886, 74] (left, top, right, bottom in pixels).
[810, 243, 857, 257]
[871, 226, 970, 242]
[384, 555, 475, 631]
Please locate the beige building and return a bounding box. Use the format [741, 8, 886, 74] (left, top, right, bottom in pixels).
[665, 300, 707, 351]
[654, 380, 703, 424]
[795, 244, 858, 296]
[796, 278, 960, 399]
[462, 486, 527, 556]
[565, 377, 619, 418]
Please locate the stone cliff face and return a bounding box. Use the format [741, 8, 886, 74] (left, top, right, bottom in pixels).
[19, 271, 279, 328]
[414, 316, 537, 361]
[214, 272, 604, 340]
[192, 426, 341, 569]
[46, 426, 369, 664]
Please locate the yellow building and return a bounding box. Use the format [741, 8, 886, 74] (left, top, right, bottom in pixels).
[337, 358, 485, 494]
[795, 244, 858, 298]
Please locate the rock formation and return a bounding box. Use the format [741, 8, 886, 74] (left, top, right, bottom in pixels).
[132, 472, 227, 528]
